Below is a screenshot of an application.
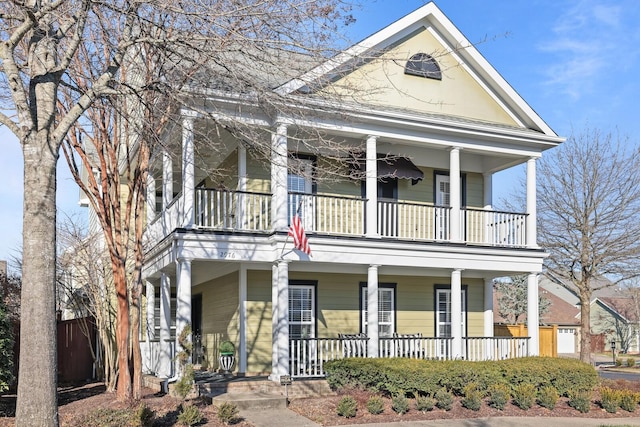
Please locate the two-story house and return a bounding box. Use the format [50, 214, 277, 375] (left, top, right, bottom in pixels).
[140, 2, 564, 382]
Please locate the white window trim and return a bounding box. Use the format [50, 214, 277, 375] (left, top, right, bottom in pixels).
[289, 284, 315, 339]
[435, 287, 466, 338]
[362, 286, 395, 338]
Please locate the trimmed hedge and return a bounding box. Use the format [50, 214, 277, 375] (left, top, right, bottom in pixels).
[325, 357, 598, 398]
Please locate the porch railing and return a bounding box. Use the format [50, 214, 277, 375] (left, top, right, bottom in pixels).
[463, 208, 527, 247]
[378, 200, 450, 240]
[289, 192, 365, 235]
[195, 189, 271, 231]
[289, 336, 528, 378]
[187, 188, 528, 247]
[463, 336, 529, 361]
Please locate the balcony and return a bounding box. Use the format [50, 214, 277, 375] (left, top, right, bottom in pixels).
[190, 188, 528, 247]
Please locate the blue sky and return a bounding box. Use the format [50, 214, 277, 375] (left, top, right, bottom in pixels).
[1, 0, 639, 265]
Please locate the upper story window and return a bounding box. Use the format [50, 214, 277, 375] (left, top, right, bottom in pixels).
[404, 53, 442, 80]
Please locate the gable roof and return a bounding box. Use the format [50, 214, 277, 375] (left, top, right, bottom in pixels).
[276, 2, 558, 137]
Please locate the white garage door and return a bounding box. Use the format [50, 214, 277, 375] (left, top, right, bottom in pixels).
[557, 328, 576, 353]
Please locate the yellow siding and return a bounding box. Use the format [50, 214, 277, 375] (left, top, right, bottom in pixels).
[246, 270, 274, 374]
[323, 29, 519, 127]
[465, 173, 483, 208]
[246, 156, 271, 193]
[195, 272, 240, 371]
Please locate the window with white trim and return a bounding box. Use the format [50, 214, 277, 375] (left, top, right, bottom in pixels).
[361, 286, 395, 337]
[289, 285, 315, 339]
[435, 287, 466, 338]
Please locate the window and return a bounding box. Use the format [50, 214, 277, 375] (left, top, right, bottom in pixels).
[405, 53, 442, 80]
[361, 285, 395, 337]
[289, 284, 315, 339]
[435, 286, 467, 338]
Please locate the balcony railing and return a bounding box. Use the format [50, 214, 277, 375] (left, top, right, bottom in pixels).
[195, 189, 271, 231]
[289, 336, 530, 378]
[463, 208, 527, 247]
[188, 188, 528, 247]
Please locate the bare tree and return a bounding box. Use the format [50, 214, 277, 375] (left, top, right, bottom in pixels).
[1, 0, 355, 415]
[538, 128, 640, 363]
[57, 216, 118, 391]
[494, 275, 550, 325]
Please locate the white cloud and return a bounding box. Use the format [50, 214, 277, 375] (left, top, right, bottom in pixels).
[538, 1, 640, 100]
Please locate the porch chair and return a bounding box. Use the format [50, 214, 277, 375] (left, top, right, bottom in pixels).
[338, 333, 368, 358]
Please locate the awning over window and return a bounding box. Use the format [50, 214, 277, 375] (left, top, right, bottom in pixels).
[351, 154, 424, 185]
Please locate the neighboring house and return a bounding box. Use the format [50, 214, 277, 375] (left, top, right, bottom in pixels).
[540, 275, 639, 354]
[140, 2, 564, 381]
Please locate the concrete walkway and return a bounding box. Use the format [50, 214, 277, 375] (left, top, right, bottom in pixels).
[240, 408, 640, 427]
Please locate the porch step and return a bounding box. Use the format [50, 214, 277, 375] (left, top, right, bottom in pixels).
[210, 392, 287, 410]
[284, 379, 336, 399]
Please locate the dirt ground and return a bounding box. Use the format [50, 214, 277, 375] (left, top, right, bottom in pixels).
[1, 378, 640, 426]
[0, 383, 252, 427]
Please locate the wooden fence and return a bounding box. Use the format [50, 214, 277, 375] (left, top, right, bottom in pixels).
[494, 324, 557, 357]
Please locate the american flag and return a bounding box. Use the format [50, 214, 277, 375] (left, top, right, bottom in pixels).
[288, 214, 311, 255]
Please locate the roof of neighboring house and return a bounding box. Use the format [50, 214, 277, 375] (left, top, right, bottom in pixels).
[493, 284, 580, 326]
[596, 297, 639, 323]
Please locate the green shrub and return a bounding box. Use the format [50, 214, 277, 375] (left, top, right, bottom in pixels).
[336, 396, 357, 418]
[219, 340, 235, 355]
[537, 386, 559, 410]
[174, 364, 195, 400]
[620, 390, 637, 412]
[177, 403, 202, 427]
[216, 401, 239, 425]
[435, 388, 453, 411]
[461, 382, 482, 411]
[568, 389, 591, 413]
[627, 358, 636, 368]
[391, 394, 410, 414]
[131, 403, 154, 427]
[324, 357, 597, 398]
[415, 394, 435, 412]
[600, 387, 621, 413]
[366, 396, 384, 415]
[616, 357, 623, 367]
[487, 384, 510, 410]
[512, 383, 536, 410]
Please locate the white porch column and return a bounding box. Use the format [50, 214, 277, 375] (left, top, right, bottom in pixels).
[483, 172, 493, 210]
[451, 269, 463, 358]
[175, 258, 193, 374]
[237, 144, 247, 229]
[239, 264, 247, 374]
[365, 135, 379, 238]
[270, 259, 289, 380]
[527, 273, 540, 356]
[367, 265, 380, 357]
[182, 113, 196, 228]
[270, 263, 279, 380]
[162, 150, 173, 210]
[271, 124, 288, 231]
[526, 157, 537, 248]
[146, 172, 156, 223]
[146, 281, 155, 341]
[159, 272, 172, 377]
[449, 147, 461, 242]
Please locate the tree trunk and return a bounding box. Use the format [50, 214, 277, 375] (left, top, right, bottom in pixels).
[579, 291, 592, 364]
[16, 135, 59, 427]
[113, 263, 131, 400]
